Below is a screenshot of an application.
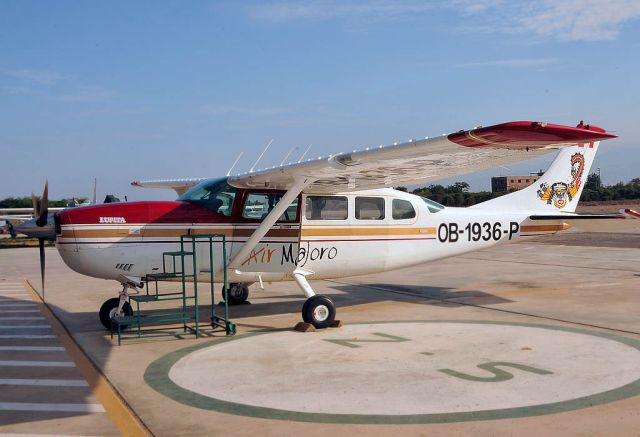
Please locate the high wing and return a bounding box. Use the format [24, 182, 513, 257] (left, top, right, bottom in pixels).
[226, 121, 616, 193]
[131, 121, 616, 195]
[131, 178, 205, 196]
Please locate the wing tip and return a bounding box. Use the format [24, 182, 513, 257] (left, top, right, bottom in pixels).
[448, 120, 617, 149]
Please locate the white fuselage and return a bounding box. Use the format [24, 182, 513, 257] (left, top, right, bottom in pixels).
[55, 189, 564, 284]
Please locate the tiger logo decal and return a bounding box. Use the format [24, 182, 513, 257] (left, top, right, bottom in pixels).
[537, 153, 585, 209]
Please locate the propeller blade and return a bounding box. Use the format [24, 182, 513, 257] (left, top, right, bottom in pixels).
[31, 192, 39, 218]
[36, 180, 49, 227]
[38, 238, 46, 301]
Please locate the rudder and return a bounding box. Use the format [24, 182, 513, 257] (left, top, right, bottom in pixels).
[474, 141, 599, 212]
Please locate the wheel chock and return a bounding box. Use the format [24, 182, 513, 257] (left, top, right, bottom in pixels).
[329, 320, 344, 328]
[294, 322, 316, 332]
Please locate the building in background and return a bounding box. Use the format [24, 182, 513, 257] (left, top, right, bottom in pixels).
[491, 171, 544, 193]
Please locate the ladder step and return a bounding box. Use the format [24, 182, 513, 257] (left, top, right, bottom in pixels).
[113, 314, 196, 324]
[146, 272, 194, 280]
[130, 295, 158, 302]
[163, 251, 194, 256]
[131, 294, 195, 303]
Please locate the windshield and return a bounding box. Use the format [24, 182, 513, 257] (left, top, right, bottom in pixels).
[178, 178, 236, 216]
[420, 197, 445, 213]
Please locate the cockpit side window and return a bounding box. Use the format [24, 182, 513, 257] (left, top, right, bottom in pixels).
[178, 178, 237, 216]
[420, 197, 445, 213]
[242, 193, 298, 222]
[392, 199, 416, 220]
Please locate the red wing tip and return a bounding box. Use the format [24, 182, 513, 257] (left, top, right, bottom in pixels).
[448, 120, 617, 148]
[624, 209, 640, 218]
[496, 121, 616, 138]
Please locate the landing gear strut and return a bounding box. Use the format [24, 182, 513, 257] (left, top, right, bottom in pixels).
[222, 283, 249, 305]
[294, 270, 337, 329]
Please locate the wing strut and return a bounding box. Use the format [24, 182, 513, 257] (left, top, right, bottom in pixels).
[228, 176, 314, 269]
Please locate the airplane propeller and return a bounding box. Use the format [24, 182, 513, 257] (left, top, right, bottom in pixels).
[16, 181, 56, 301]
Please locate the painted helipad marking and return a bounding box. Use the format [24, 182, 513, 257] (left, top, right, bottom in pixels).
[0, 346, 64, 351]
[0, 378, 89, 387]
[1, 310, 41, 313]
[0, 326, 52, 329]
[0, 317, 46, 320]
[0, 360, 75, 367]
[146, 321, 640, 424]
[0, 402, 105, 413]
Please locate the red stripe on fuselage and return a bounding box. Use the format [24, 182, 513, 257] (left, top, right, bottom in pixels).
[58, 201, 227, 226]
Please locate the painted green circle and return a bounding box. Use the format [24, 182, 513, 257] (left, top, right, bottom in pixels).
[144, 320, 640, 424]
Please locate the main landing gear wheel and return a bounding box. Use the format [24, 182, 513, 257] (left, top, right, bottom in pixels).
[222, 283, 249, 305]
[99, 297, 132, 330]
[302, 295, 336, 329]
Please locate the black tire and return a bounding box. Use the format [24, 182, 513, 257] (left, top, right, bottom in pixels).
[302, 295, 336, 329]
[222, 284, 249, 305]
[99, 297, 132, 330]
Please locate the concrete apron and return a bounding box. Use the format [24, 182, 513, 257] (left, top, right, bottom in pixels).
[145, 320, 640, 424]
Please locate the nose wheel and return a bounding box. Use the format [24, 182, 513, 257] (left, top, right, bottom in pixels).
[99, 297, 132, 330]
[302, 295, 336, 329]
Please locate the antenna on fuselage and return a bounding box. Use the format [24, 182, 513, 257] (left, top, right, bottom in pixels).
[92, 178, 97, 204]
[280, 146, 299, 166]
[249, 139, 274, 173]
[298, 144, 312, 162]
[226, 151, 244, 176]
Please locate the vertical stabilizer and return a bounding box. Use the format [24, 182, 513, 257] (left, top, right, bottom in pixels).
[474, 141, 599, 212]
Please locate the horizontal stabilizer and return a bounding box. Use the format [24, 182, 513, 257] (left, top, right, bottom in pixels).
[528, 209, 639, 233]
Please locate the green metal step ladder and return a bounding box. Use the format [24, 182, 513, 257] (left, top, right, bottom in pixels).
[111, 234, 236, 344]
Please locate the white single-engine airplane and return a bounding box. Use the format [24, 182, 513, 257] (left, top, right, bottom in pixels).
[16, 121, 639, 330]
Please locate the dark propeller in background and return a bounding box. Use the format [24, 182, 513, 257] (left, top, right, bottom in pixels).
[16, 181, 57, 301]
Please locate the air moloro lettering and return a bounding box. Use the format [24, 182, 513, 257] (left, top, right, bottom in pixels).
[281, 242, 337, 267]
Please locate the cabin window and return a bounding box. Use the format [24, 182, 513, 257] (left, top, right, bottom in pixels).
[242, 193, 298, 222]
[420, 197, 445, 213]
[178, 177, 236, 216]
[305, 196, 348, 220]
[355, 197, 385, 220]
[392, 199, 416, 220]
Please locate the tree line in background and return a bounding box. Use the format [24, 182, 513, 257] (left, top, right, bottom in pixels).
[396, 175, 640, 207]
[1, 175, 639, 209]
[0, 197, 87, 208]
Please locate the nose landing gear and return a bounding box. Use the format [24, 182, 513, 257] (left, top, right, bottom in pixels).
[99, 298, 132, 330]
[99, 280, 137, 330]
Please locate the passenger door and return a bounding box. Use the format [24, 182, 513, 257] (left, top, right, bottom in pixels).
[230, 191, 301, 274]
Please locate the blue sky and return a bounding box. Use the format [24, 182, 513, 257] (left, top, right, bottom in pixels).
[1, 0, 639, 201]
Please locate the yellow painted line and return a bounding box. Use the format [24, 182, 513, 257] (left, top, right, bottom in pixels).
[23, 280, 151, 437]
